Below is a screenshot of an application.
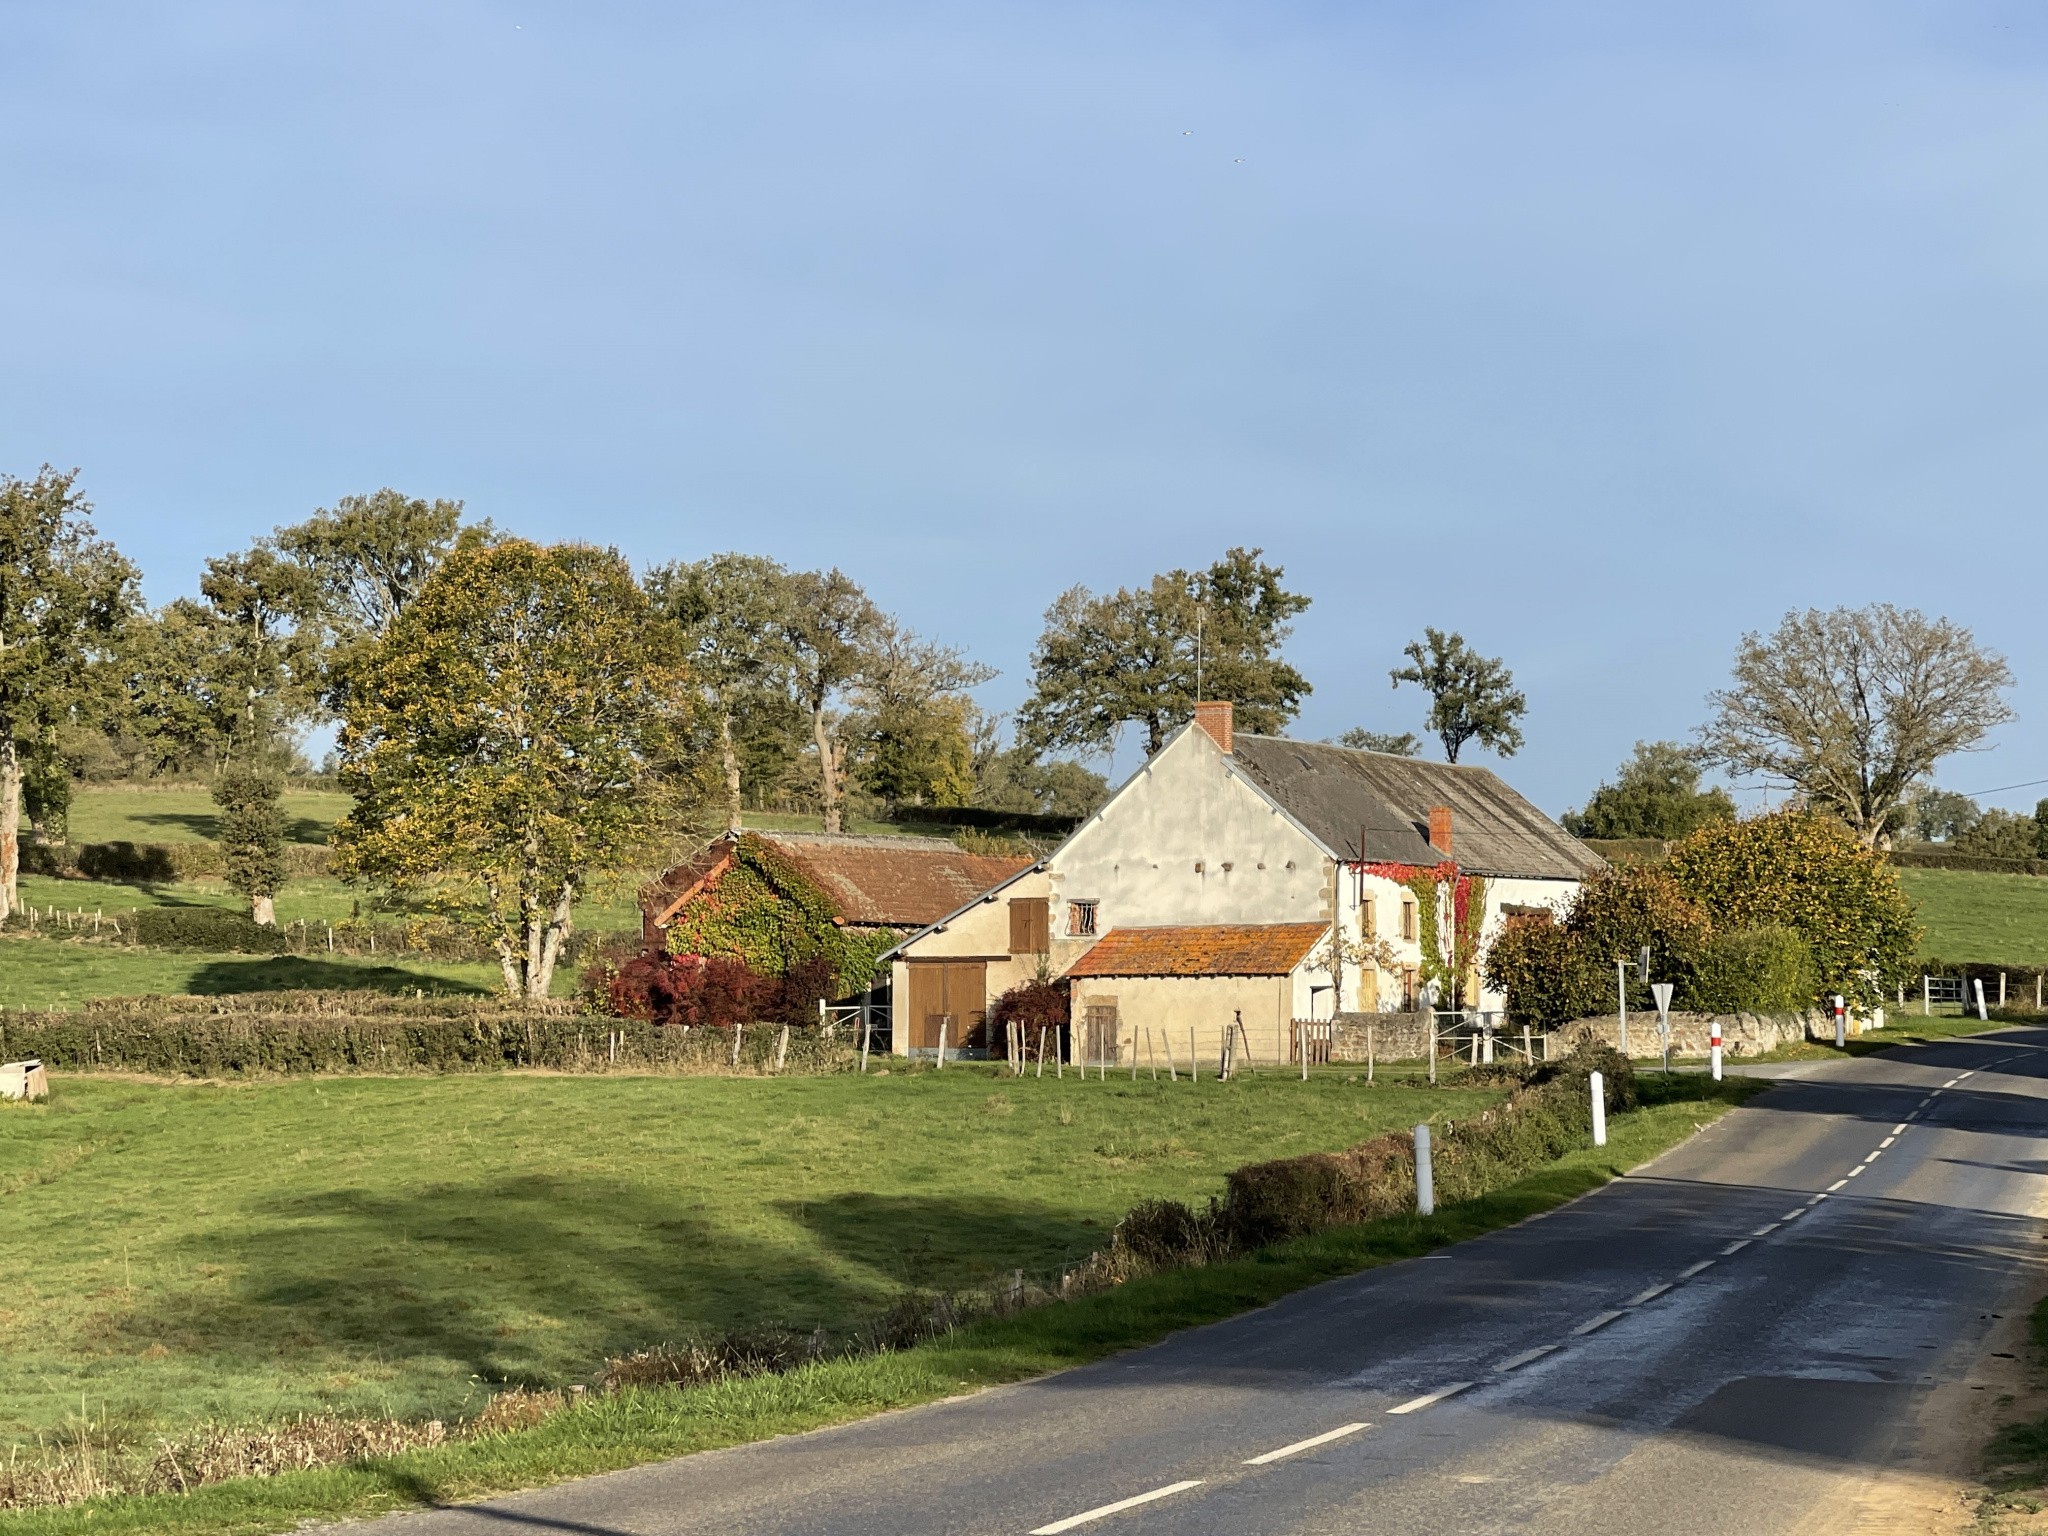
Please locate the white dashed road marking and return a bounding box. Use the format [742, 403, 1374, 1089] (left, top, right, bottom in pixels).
[1572, 1311, 1624, 1336]
[1243, 1423, 1369, 1465]
[1752, 1223, 1780, 1236]
[1623, 1284, 1671, 1307]
[1495, 1345, 1560, 1372]
[1720, 1239, 1751, 1256]
[1389, 1383, 1473, 1415]
[1677, 1260, 1715, 1279]
[1828, 1179, 1849, 1191]
[1031, 1481, 1206, 1533]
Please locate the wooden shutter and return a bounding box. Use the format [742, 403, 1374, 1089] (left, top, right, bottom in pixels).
[1009, 897, 1049, 954]
[1401, 899, 1418, 942]
[1362, 897, 1377, 939]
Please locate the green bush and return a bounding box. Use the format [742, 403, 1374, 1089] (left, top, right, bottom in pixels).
[1482, 867, 1708, 1030]
[131, 906, 293, 953]
[1684, 926, 1817, 1014]
[16, 839, 330, 882]
[1666, 812, 1918, 1008]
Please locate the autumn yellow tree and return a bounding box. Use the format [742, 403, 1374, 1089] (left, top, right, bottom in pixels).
[332, 540, 691, 999]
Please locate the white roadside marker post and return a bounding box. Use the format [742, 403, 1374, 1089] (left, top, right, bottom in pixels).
[1590, 1070, 1607, 1146]
[1616, 962, 1629, 1058]
[1414, 1124, 1435, 1215]
[1974, 979, 1989, 1022]
[1833, 994, 1847, 1048]
[1710, 1018, 1723, 1082]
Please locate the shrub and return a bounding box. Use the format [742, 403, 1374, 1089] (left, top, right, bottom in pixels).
[1684, 926, 1817, 1014]
[603, 953, 769, 1030]
[1112, 1198, 1225, 1270]
[1222, 1133, 1415, 1248]
[75, 841, 181, 882]
[987, 977, 1070, 1060]
[1482, 868, 1708, 1030]
[1665, 811, 1918, 1008]
[130, 906, 293, 953]
[1481, 912, 1580, 1032]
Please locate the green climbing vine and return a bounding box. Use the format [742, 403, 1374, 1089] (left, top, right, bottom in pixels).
[1369, 863, 1488, 1005]
[664, 834, 896, 995]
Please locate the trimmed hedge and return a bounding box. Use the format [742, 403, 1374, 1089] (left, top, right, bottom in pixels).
[1214, 1043, 1633, 1250]
[0, 993, 854, 1077]
[1887, 848, 2048, 878]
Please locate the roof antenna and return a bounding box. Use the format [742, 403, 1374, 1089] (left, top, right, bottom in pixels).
[1195, 605, 1204, 703]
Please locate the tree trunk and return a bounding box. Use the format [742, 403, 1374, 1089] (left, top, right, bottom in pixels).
[0, 736, 19, 924]
[812, 706, 842, 834]
[251, 894, 276, 927]
[533, 879, 576, 1000]
[720, 710, 743, 835]
[495, 938, 523, 999]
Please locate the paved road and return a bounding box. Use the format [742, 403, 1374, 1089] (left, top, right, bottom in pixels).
[341, 1028, 2048, 1536]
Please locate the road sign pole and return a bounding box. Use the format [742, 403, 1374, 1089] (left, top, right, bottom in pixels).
[1590, 1070, 1607, 1146]
[1651, 982, 1674, 1075]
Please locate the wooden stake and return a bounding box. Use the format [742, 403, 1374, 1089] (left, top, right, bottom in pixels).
[937, 1020, 948, 1069]
[1036, 1026, 1046, 1078]
[1190, 1026, 1198, 1083]
[731, 1023, 744, 1067]
[1367, 1023, 1375, 1084]
[1163, 1030, 1178, 1082]
[775, 1024, 790, 1072]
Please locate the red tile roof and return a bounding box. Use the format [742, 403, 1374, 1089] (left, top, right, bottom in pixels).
[770, 834, 1033, 928]
[645, 832, 1033, 932]
[1064, 923, 1329, 979]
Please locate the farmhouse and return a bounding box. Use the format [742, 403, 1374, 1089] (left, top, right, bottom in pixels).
[884, 701, 1599, 1063]
[642, 831, 1034, 994]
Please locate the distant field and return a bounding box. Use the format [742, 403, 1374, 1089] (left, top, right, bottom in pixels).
[62, 783, 354, 846]
[0, 936, 508, 1007]
[1898, 867, 2048, 965]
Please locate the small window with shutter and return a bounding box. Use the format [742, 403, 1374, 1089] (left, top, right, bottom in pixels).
[1362, 896, 1377, 940]
[1401, 898, 1418, 943]
[1008, 897, 1050, 954]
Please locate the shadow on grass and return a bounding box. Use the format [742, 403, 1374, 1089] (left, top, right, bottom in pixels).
[123, 1175, 923, 1391]
[128, 810, 334, 846]
[782, 1192, 1106, 1293]
[186, 958, 491, 996]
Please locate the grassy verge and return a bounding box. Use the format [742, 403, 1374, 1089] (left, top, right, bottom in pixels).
[1731, 1012, 2040, 1065]
[1979, 1294, 2048, 1528]
[0, 1073, 1761, 1536]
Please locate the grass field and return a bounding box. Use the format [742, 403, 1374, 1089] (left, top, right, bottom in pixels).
[0, 1070, 1759, 1536]
[1899, 867, 2048, 966]
[0, 1068, 1507, 1446]
[57, 784, 354, 847]
[0, 936, 505, 1006]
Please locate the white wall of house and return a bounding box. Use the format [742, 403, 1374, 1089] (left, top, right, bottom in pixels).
[1070, 973, 1301, 1066]
[1043, 727, 1332, 974]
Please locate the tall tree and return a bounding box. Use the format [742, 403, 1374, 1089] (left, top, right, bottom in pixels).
[1700, 605, 2014, 848]
[214, 762, 289, 925]
[332, 540, 690, 999]
[1389, 628, 1526, 763]
[778, 568, 882, 834]
[1020, 547, 1310, 758]
[0, 468, 138, 921]
[646, 553, 798, 833]
[846, 619, 995, 809]
[1562, 741, 1736, 840]
[271, 489, 475, 639]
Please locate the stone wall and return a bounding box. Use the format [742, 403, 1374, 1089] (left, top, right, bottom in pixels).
[1329, 1012, 1435, 1062]
[1544, 1010, 1839, 1059]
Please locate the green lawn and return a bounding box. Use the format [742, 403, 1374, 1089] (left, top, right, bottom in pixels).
[60, 784, 354, 847]
[1899, 867, 2048, 965]
[0, 936, 506, 1006]
[0, 1069, 1507, 1447]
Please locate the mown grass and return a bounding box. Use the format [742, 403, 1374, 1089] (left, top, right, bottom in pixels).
[0, 936, 507, 1007]
[0, 1067, 1504, 1445]
[0, 1072, 1759, 1536]
[57, 785, 353, 848]
[1901, 868, 2048, 967]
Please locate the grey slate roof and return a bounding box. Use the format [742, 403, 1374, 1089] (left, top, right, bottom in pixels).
[1229, 734, 1602, 880]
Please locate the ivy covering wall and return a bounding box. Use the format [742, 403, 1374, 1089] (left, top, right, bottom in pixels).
[662, 834, 896, 996]
[1365, 862, 1488, 1004]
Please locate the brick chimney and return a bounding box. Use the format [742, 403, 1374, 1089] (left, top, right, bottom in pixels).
[1193, 700, 1234, 753]
[1428, 805, 1454, 857]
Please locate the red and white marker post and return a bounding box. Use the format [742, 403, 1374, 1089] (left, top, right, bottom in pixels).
[1833, 993, 1847, 1048]
[1710, 1019, 1723, 1082]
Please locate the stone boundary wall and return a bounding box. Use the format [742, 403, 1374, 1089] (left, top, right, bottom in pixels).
[1329, 1012, 1434, 1062]
[1545, 1010, 1837, 1059]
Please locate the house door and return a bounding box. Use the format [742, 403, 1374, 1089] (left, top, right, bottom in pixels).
[904, 962, 987, 1052]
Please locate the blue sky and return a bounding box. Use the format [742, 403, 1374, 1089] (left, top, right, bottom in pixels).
[5, 2, 2045, 815]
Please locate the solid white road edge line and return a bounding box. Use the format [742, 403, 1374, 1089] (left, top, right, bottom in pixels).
[1623, 1283, 1672, 1306]
[1243, 1423, 1370, 1465]
[1720, 1239, 1751, 1256]
[1495, 1346, 1560, 1372]
[1678, 1260, 1715, 1279]
[1572, 1311, 1625, 1336]
[1388, 1383, 1474, 1414]
[1030, 1481, 1206, 1534]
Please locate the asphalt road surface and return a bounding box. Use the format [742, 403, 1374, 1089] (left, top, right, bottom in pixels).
[341, 1027, 2048, 1536]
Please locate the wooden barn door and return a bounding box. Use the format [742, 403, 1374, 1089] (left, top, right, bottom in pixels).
[905, 962, 987, 1052]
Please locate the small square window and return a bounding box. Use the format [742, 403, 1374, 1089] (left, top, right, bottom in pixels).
[1068, 899, 1100, 937]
